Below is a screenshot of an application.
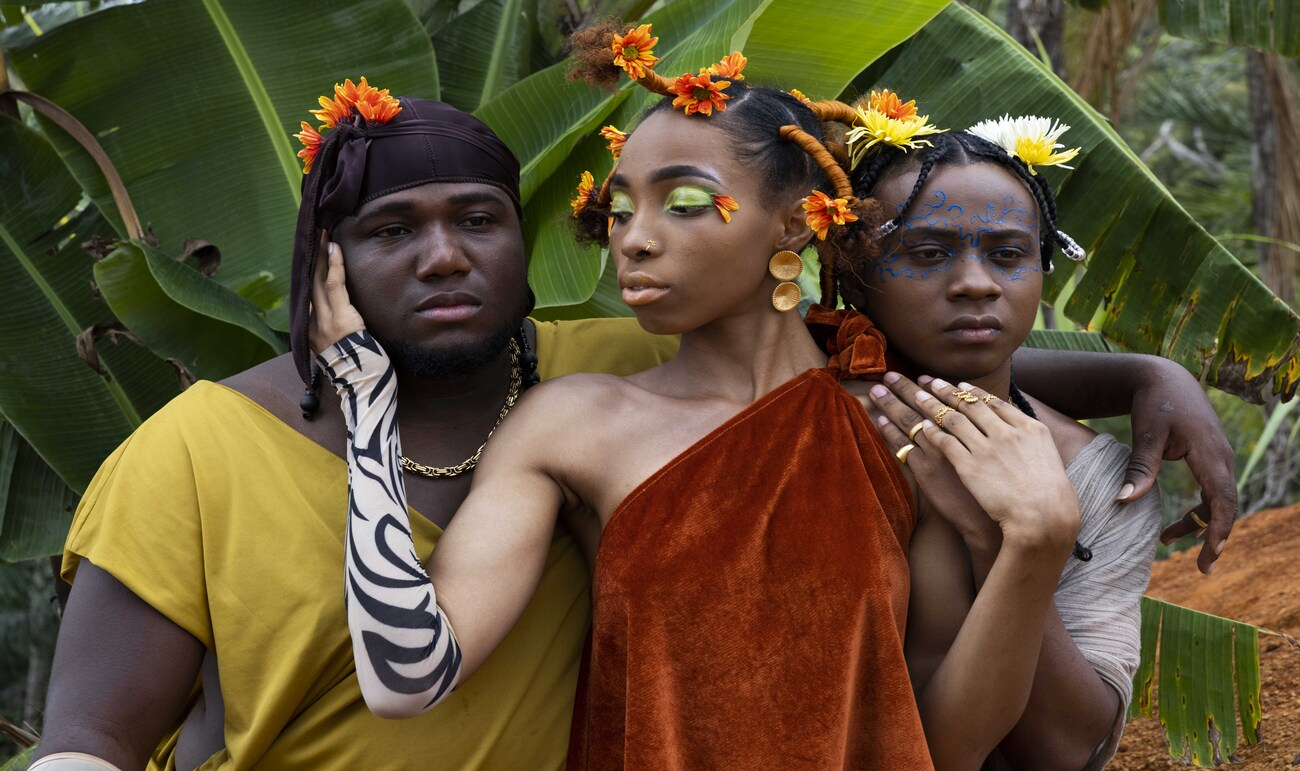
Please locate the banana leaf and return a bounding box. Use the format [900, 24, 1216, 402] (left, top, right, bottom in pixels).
[1159, 0, 1300, 56]
[0, 422, 77, 563]
[870, 3, 1299, 402]
[9, 0, 440, 305]
[0, 115, 176, 493]
[1129, 596, 1262, 766]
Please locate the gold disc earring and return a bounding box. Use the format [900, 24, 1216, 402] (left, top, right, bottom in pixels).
[769, 250, 802, 312]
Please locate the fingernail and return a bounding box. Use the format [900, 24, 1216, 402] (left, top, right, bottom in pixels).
[1206, 562, 1216, 576]
[921, 420, 934, 430]
[917, 375, 933, 385]
[958, 382, 975, 391]
[870, 384, 888, 398]
[1115, 483, 1134, 501]
[915, 391, 933, 402]
[883, 372, 900, 384]
[1215, 540, 1226, 555]
[931, 378, 951, 391]
[876, 415, 890, 427]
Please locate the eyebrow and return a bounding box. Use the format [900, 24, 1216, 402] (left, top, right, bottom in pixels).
[356, 200, 414, 220]
[447, 191, 508, 207]
[610, 165, 721, 188]
[905, 226, 1034, 239]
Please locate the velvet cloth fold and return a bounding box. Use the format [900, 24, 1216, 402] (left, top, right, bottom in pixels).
[569, 321, 931, 769]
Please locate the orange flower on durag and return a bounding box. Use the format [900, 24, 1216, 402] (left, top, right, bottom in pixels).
[670, 71, 732, 116]
[310, 92, 352, 129]
[612, 24, 659, 79]
[309, 77, 402, 128]
[599, 125, 627, 160]
[707, 52, 747, 81]
[803, 190, 858, 240]
[713, 195, 739, 223]
[570, 171, 595, 218]
[867, 89, 917, 121]
[294, 122, 324, 174]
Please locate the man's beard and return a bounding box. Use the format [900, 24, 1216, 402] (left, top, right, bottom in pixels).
[385, 325, 515, 379]
[381, 290, 531, 379]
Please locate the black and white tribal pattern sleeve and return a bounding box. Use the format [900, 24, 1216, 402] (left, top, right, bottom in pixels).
[317, 330, 462, 718]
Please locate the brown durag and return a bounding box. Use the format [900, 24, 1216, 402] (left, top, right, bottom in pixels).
[568, 310, 934, 770]
[288, 97, 523, 388]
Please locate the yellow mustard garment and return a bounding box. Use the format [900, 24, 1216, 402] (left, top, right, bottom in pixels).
[61, 317, 678, 771]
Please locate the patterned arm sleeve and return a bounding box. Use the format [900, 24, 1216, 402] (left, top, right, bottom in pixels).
[317, 330, 462, 719]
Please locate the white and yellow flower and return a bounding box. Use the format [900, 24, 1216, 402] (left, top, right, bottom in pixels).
[966, 115, 1080, 175]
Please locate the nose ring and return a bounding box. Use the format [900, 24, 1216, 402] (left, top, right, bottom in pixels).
[645, 239, 657, 250]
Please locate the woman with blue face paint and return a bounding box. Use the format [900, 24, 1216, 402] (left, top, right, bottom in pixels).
[835, 101, 1163, 770]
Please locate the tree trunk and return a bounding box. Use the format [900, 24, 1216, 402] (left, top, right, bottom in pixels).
[1246, 51, 1299, 511]
[1007, 0, 1066, 328]
[23, 561, 56, 733]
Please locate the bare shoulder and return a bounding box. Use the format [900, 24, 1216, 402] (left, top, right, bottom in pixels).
[495, 371, 638, 437]
[220, 353, 346, 451]
[1024, 392, 1097, 466]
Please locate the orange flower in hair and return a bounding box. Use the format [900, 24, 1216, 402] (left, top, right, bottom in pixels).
[713, 195, 740, 223]
[788, 88, 812, 105]
[867, 89, 917, 120]
[670, 71, 732, 116]
[570, 171, 596, 218]
[294, 122, 324, 175]
[600, 125, 627, 160]
[612, 24, 659, 79]
[803, 190, 858, 240]
[707, 52, 747, 81]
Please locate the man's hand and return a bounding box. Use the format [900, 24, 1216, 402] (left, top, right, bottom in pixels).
[309, 234, 367, 355]
[1121, 358, 1236, 575]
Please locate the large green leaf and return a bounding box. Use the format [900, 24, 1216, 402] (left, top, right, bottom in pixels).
[93, 240, 285, 381]
[503, 0, 951, 312]
[1159, 0, 1300, 56]
[871, 4, 1300, 402]
[1129, 596, 1262, 766]
[0, 422, 77, 562]
[432, 0, 531, 112]
[0, 115, 175, 493]
[10, 0, 439, 303]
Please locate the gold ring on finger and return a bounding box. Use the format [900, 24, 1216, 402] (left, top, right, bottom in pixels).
[895, 443, 916, 465]
[933, 405, 955, 428]
[952, 389, 979, 404]
[983, 394, 1000, 404]
[907, 422, 925, 442]
[1189, 510, 1209, 530]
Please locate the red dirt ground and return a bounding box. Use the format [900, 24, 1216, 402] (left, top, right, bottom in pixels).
[1109, 502, 1300, 769]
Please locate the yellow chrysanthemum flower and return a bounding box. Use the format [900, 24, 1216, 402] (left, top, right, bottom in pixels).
[570, 171, 595, 218]
[966, 115, 1080, 175]
[599, 125, 627, 160]
[845, 107, 944, 168]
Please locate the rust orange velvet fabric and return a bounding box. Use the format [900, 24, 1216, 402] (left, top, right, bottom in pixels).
[568, 311, 933, 770]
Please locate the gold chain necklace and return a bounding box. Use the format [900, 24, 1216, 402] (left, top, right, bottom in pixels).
[399, 339, 523, 479]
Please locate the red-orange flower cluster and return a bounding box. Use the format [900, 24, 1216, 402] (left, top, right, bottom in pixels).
[707, 52, 747, 81]
[570, 171, 596, 218]
[296, 77, 403, 174]
[670, 71, 732, 117]
[867, 89, 917, 121]
[599, 125, 627, 160]
[294, 122, 324, 175]
[803, 190, 858, 240]
[612, 24, 659, 79]
[713, 195, 740, 223]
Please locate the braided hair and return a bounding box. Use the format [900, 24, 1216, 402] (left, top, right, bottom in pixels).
[849, 130, 1066, 273]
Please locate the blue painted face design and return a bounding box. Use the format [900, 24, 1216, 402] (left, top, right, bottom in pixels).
[872, 187, 1041, 283]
